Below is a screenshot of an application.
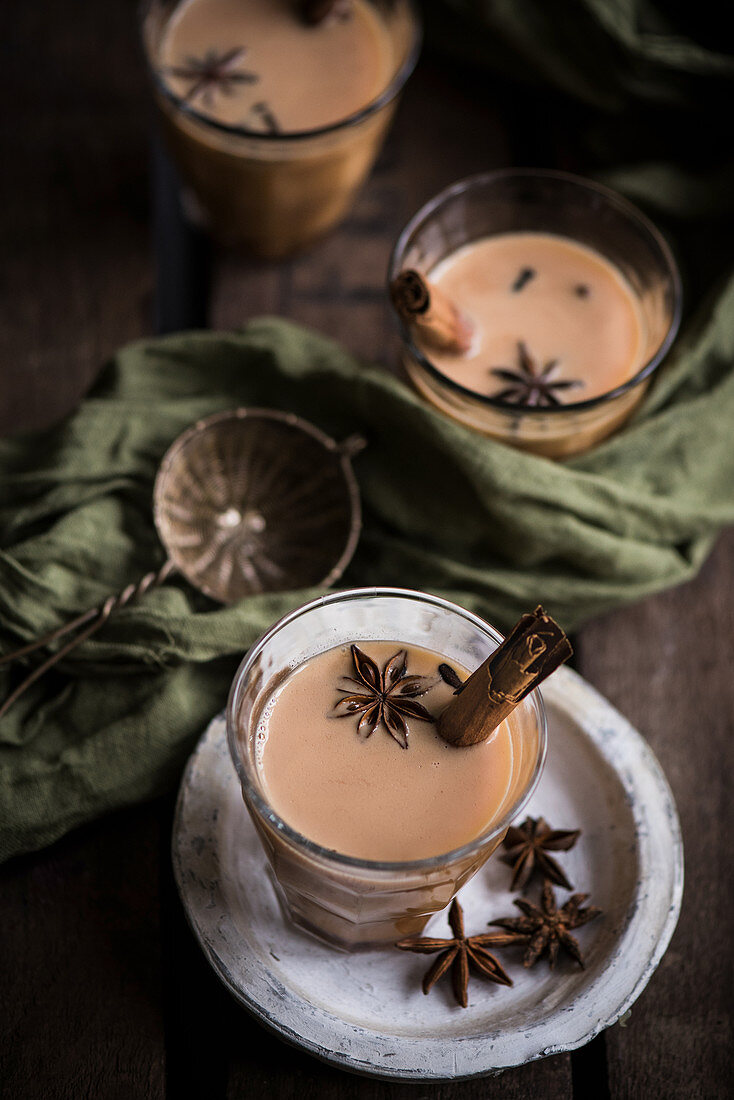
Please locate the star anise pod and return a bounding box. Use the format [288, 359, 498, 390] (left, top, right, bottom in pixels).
[486, 880, 602, 969]
[396, 897, 513, 1007]
[165, 47, 258, 108]
[331, 645, 435, 749]
[501, 815, 581, 891]
[490, 341, 582, 407]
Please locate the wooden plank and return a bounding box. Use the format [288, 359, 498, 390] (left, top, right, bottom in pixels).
[0, 0, 152, 435]
[0, 805, 167, 1099]
[575, 529, 734, 1099]
[0, 2, 166, 1098]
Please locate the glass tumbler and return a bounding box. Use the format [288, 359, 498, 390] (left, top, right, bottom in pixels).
[226, 587, 547, 950]
[142, 0, 421, 258]
[389, 169, 682, 458]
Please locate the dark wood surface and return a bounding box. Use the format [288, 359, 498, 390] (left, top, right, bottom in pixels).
[1, 2, 732, 1097]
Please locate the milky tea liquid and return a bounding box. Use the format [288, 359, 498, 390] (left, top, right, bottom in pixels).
[158, 0, 393, 133]
[424, 232, 646, 402]
[253, 641, 523, 861]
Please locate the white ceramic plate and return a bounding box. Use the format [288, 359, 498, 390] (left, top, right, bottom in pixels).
[172, 665, 683, 1081]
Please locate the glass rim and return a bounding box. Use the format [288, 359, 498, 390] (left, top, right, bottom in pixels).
[226, 585, 548, 873]
[388, 168, 683, 416]
[141, 0, 422, 144]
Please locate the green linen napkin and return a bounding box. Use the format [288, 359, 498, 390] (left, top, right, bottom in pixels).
[2, 310, 734, 863]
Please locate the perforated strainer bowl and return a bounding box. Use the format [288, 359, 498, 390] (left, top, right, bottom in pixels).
[0, 408, 364, 717]
[154, 408, 363, 602]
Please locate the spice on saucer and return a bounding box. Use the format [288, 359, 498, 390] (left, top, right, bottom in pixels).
[486, 880, 602, 969]
[489, 341, 583, 408]
[331, 644, 436, 749]
[501, 816, 581, 891]
[437, 605, 572, 748]
[396, 897, 513, 1008]
[389, 270, 476, 355]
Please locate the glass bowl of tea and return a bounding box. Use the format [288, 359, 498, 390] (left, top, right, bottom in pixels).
[142, 0, 421, 258]
[226, 587, 548, 950]
[388, 169, 682, 459]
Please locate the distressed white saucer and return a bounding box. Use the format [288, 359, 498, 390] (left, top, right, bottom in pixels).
[172, 665, 683, 1081]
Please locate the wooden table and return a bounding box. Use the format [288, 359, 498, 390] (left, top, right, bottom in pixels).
[1, 2, 731, 1096]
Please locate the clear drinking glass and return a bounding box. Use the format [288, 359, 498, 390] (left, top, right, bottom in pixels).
[389, 169, 682, 458]
[142, 1, 421, 258]
[226, 587, 547, 950]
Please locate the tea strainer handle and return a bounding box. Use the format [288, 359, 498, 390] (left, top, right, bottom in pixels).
[0, 560, 176, 720]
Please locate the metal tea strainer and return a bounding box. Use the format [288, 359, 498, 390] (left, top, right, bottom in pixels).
[0, 408, 365, 718]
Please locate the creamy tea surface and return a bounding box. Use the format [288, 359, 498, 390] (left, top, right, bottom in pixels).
[159, 0, 394, 132]
[423, 232, 646, 403]
[252, 641, 517, 861]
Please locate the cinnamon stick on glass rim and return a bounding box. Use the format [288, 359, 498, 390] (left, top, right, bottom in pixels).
[389, 269, 475, 355]
[438, 606, 572, 748]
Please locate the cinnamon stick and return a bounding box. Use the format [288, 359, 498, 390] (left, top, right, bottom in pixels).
[389, 270, 475, 355]
[437, 606, 572, 748]
[299, 0, 350, 24]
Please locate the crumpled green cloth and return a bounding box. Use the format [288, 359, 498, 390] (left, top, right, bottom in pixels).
[2, 309, 734, 862]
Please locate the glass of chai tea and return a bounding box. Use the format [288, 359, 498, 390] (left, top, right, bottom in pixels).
[226, 587, 547, 950]
[389, 169, 682, 458]
[142, 0, 421, 258]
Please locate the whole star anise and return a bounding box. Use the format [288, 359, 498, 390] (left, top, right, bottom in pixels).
[490, 341, 582, 407]
[331, 645, 435, 749]
[396, 897, 513, 1007]
[501, 816, 581, 891]
[486, 880, 602, 969]
[165, 47, 258, 108]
